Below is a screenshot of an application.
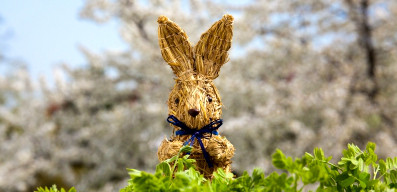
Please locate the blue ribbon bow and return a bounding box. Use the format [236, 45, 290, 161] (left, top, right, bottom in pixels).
[167, 115, 223, 168]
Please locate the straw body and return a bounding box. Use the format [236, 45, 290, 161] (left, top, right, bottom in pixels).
[157, 14, 235, 178]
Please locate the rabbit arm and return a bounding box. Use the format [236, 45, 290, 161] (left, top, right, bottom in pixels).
[194, 14, 234, 79]
[157, 16, 194, 76]
[157, 138, 183, 162]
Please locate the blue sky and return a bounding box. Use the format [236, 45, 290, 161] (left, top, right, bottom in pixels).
[0, 0, 127, 81]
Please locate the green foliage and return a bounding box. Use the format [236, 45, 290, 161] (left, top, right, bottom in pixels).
[35, 185, 76, 192]
[121, 142, 397, 192]
[37, 142, 397, 192]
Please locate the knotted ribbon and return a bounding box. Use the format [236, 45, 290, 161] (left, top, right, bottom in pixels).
[167, 115, 223, 168]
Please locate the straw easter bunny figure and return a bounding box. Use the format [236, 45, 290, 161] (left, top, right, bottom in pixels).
[157, 14, 235, 178]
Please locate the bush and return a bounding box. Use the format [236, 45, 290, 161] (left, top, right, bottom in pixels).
[37, 142, 397, 192]
[35, 185, 76, 192]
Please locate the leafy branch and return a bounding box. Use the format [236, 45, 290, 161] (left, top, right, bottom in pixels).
[36, 142, 397, 192]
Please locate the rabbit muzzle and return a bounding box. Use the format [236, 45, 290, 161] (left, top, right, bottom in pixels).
[188, 108, 200, 117]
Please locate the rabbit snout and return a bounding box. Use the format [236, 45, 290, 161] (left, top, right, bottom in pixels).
[188, 108, 200, 117]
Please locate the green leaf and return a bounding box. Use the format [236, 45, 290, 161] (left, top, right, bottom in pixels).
[181, 154, 196, 169]
[358, 179, 366, 188]
[335, 172, 349, 182]
[305, 152, 314, 159]
[390, 170, 397, 183]
[212, 168, 233, 186]
[127, 168, 142, 178]
[340, 176, 355, 187]
[180, 145, 193, 154]
[314, 148, 325, 160]
[164, 155, 177, 164]
[156, 161, 171, 177]
[393, 157, 397, 168]
[358, 158, 365, 172]
[358, 172, 370, 188]
[272, 149, 287, 169]
[251, 169, 265, 185]
[366, 142, 376, 153]
[177, 158, 184, 172]
[359, 172, 370, 181]
[351, 159, 358, 166]
[379, 159, 387, 174]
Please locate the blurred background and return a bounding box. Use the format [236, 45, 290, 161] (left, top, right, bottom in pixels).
[1, 0, 397, 191]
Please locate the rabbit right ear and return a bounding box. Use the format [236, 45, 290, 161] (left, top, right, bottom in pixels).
[158, 16, 194, 76]
[194, 14, 233, 79]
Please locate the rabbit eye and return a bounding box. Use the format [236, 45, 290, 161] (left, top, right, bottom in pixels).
[175, 98, 180, 104]
[207, 96, 213, 103]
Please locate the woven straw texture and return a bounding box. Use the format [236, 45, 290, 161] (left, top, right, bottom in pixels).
[157, 14, 235, 178]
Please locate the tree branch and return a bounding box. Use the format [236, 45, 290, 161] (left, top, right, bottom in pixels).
[345, 0, 378, 100]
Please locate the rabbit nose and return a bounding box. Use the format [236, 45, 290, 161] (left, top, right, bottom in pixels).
[188, 108, 200, 117]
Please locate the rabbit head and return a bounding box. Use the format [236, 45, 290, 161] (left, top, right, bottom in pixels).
[158, 15, 233, 130]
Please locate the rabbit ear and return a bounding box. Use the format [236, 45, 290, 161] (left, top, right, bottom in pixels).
[194, 14, 233, 79]
[158, 16, 194, 76]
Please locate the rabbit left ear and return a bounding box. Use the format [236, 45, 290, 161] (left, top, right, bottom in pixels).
[158, 16, 194, 76]
[194, 14, 233, 79]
